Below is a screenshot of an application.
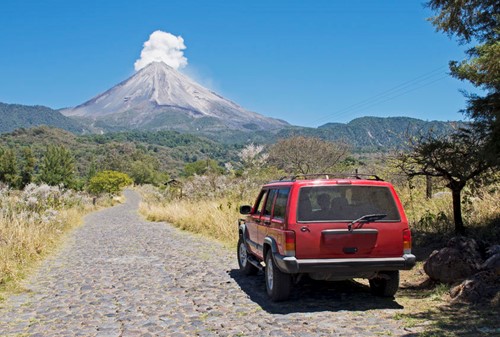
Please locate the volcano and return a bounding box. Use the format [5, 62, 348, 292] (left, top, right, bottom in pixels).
[61, 62, 288, 132]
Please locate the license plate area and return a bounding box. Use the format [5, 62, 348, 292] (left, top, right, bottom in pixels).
[321, 229, 378, 255]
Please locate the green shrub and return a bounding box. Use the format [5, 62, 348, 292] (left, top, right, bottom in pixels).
[88, 170, 133, 196]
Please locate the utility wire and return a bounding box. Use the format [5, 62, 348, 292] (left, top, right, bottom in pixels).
[317, 75, 449, 124]
[310, 66, 449, 125]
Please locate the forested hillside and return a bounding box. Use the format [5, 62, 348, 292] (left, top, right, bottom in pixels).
[0, 126, 240, 182]
[0, 102, 88, 134]
[277, 117, 461, 151]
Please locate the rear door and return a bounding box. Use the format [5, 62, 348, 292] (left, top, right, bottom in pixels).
[246, 189, 267, 256]
[289, 183, 407, 259]
[257, 189, 278, 258]
[261, 187, 290, 254]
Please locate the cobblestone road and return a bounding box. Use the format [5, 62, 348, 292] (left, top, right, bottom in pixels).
[0, 190, 413, 336]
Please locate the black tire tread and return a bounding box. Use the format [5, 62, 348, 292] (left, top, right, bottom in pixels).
[265, 252, 292, 301]
[237, 237, 259, 275]
[370, 270, 399, 297]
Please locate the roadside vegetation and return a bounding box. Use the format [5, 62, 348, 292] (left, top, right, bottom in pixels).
[0, 185, 92, 299]
[0, 148, 134, 299]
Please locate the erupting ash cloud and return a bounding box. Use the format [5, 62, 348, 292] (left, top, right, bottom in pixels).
[134, 30, 187, 71]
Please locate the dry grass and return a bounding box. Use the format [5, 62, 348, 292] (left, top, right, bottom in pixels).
[140, 197, 240, 246]
[138, 178, 500, 247]
[394, 264, 500, 336]
[0, 184, 112, 300]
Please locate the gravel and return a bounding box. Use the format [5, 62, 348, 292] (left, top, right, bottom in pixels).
[0, 190, 409, 336]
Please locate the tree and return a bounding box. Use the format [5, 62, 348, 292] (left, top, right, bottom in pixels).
[88, 170, 133, 195]
[39, 145, 75, 188]
[397, 127, 490, 233]
[0, 147, 19, 187]
[129, 160, 159, 185]
[183, 159, 223, 177]
[238, 143, 268, 171]
[267, 136, 350, 174]
[427, 0, 499, 164]
[20, 147, 36, 188]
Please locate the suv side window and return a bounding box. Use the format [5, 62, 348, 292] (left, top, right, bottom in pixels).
[253, 190, 267, 215]
[273, 188, 290, 220]
[263, 189, 277, 216]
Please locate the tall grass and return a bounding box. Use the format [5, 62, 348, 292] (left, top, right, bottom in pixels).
[138, 173, 500, 248]
[137, 174, 265, 246]
[0, 184, 96, 297]
[141, 197, 240, 245]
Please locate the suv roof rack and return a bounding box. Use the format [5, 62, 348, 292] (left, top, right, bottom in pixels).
[277, 173, 383, 182]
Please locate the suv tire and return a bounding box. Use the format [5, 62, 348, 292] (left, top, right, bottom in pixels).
[265, 252, 291, 301]
[237, 237, 259, 275]
[369, 271, 400, 297]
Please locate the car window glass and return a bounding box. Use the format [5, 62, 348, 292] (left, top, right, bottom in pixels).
[263, 189, 277, 217]
[297, 186, 400, 222]
[253, 190, 266, 215]
[273, 188, 290, 220]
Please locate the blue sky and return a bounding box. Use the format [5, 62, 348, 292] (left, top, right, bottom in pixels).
[0, 0, 475, 127]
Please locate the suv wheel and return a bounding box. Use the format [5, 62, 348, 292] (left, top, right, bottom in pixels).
[369, 271, 399, 297]
[237, 237, 258, 275]
[265, 252, 291, 301]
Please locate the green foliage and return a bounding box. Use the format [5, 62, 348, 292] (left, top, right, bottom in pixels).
[397, 128, 491, 233]
[277, 117, 460, 152]
[427, 0, 498, 44]
[427, 0, 499, 165]
[183, 159, 223, 177]
[129, 160, 160, 185]
[0, 102, 87, 134]
[39, 145, 76, 188]
[0, 147, 20, 187]
[0, 126, 240, 184]
[20, 147, 35, 188]
[417, 210, 452, 233]
[88, 170, 133, 195]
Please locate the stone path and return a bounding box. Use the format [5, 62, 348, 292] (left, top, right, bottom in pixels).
[0, 190, 412, 336]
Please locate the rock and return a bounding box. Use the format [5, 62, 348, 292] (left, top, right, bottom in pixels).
[450, 270, 500, 306]
[486, 245, 500, 256]
[482, 250, 500, 275]
[423, 236, 482, 284]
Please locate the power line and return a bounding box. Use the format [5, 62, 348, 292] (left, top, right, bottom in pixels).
[310, 66, 449, 125]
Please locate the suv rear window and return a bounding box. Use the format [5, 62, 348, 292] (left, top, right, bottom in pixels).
[297, 186, 400, 222]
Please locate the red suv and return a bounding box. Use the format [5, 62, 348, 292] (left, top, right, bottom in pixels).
[238, 174, 415, 301]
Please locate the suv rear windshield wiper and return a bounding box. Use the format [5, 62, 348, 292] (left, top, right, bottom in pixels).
[348, 214, 387, 231]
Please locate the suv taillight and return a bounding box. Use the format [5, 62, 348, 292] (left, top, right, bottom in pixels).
[284, 230, 296, 257]
[403, 229, 412, 254]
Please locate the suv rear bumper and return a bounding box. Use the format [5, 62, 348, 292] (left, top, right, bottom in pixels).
[273, 253, 416, 274]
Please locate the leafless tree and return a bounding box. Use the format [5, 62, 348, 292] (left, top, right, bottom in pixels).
[267, 136, 350, 175]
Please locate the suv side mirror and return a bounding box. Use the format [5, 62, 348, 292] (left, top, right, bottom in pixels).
[239, 205, 252, 215]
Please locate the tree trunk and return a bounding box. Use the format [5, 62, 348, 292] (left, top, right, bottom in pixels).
[426, 176, 433, 199]
[451, 187, 465, 234]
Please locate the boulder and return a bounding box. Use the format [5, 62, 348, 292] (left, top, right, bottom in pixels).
[423, 236, 483, 284]
[450, 270, 500, 306]
[483, 255, 500, 273]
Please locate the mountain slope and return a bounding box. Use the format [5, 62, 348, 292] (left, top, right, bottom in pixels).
[277, 116, 462, 151]
[61, 62, 288, 132]
[0, 102, 88, 134]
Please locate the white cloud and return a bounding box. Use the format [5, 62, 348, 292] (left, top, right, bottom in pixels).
[134, 30, 188, 71]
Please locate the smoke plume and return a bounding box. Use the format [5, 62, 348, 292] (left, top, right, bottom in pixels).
[134, 30, 187, 71]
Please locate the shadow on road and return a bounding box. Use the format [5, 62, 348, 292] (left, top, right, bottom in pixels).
[228, 269, 403, 314]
